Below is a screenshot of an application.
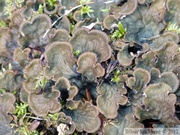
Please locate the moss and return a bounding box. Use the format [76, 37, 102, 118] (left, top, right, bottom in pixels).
[34, 74, 48, 89]
[14, 102, 29, 118]
[4, 0, 25, 16]
[165, 23, 180, 34]
[45, 0, 57, 9]
[0, 20, 7, 28]
[80, 5, 94, 17]
[110, 22, 126, 41]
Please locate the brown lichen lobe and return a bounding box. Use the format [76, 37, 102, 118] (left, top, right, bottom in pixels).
[77, 52, 105, 82]
[70, 28, 112, 62]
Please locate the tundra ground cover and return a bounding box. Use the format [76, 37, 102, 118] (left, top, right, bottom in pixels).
[0, 0, 180, 135]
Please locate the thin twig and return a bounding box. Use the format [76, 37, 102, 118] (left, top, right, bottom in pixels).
[141, 34, 160, 40]
[25, 116, 44, 121]
[42, 2, 94, 39]
[105, 60, 118, 78]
